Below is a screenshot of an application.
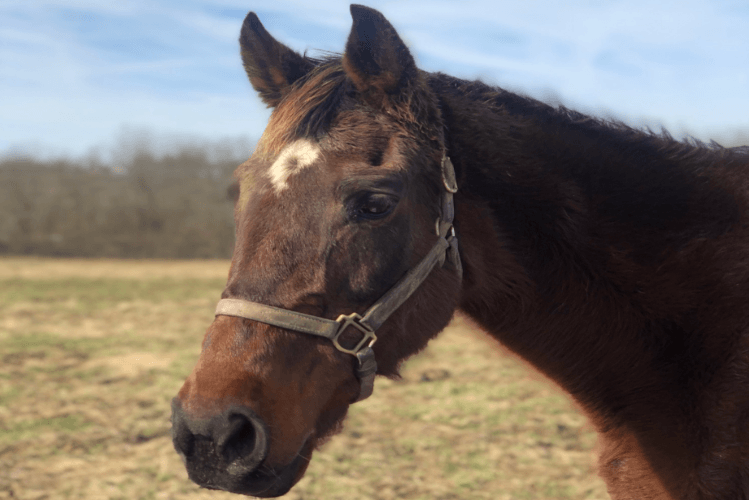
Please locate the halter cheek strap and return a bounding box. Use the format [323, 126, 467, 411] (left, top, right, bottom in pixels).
[214, 154, 461, 402]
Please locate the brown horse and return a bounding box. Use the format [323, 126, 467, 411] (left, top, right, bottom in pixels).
[171, 5, 749, 499]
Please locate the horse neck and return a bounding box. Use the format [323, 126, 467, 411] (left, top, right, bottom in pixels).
[428, 73, 749, 497]
[431, 74, 736, 427]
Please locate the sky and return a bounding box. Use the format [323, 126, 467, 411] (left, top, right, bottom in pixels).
[1, 0, 748, 159]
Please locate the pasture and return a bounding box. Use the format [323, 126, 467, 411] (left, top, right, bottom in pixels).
[0, 258, 607, 499]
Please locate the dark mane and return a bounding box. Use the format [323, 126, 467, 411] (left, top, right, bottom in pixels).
[428, 72, 744, 168]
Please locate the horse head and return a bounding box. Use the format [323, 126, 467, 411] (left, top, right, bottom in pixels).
[171, 6, 462, 496]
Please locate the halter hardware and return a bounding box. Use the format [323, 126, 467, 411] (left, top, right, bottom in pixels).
[214, 152, 461, 402]
[332, 312, 377, 355]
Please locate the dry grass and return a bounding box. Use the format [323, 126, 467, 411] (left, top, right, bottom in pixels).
[0, 257, 231, 280]
[0, 257, 609, 499]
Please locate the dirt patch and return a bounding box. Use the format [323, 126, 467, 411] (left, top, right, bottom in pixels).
[82, 352, 175, 378]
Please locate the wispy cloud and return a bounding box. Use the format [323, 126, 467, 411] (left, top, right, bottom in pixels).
[1, 0, 747, 156]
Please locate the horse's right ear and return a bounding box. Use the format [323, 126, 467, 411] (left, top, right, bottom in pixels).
[239, 12, 315, 108]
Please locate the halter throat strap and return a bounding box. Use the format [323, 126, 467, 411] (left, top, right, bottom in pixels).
[214, 154, 461, 402]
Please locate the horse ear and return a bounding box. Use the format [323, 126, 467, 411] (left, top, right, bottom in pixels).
[239, 12, 315, 108]
[342, 5, 417, 103]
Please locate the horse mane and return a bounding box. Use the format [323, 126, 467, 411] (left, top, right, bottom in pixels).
[428, 72, 746, 169]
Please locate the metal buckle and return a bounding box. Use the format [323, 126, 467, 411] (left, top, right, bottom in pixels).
[332, 313, 377, 355]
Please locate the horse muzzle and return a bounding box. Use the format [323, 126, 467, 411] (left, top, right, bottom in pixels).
[170, 399, 306, 497]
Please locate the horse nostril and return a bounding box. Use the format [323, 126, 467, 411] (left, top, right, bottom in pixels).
[216, 408, 269, 476]
[217, 413, 257, 463]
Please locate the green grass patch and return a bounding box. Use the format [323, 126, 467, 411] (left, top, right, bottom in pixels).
[2, 415, 91, 442]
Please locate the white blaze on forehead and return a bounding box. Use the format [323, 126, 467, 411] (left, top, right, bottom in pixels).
[267, 139, 321, 192]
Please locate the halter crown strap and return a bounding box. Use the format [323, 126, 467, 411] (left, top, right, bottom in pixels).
[215, 153, 461, 402]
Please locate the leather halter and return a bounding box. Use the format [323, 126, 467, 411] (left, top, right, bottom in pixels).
[215, 154, 462, 402]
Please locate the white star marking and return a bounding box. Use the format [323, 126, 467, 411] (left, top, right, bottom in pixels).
[267, 139, 320, 192]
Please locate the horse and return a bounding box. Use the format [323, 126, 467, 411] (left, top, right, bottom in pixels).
[171, 5, 749, 499]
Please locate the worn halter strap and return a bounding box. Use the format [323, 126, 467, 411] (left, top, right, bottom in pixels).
[215, 154, 461, 402]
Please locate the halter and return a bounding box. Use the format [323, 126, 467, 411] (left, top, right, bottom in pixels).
[215, 154, 462, 402]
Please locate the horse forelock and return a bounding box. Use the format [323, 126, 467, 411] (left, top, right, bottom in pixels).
[256, 59, 348, 158]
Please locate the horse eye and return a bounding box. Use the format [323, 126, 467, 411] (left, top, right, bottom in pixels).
[353, 193, 396, 220]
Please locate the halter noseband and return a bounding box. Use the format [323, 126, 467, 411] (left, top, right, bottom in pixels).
[215, 154, 461, 402]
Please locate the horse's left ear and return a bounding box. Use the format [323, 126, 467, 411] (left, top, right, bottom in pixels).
[240, 12, 315, 108]
[342, 5, 418, 104]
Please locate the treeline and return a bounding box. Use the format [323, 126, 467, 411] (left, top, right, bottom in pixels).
[2, 129, 747, 260]
[0, 135, 252, 258]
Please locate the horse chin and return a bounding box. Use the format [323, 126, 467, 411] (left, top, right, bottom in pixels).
[186, 438, 314, 498]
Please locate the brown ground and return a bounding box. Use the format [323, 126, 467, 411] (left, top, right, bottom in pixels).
[0, 257, 609, 499]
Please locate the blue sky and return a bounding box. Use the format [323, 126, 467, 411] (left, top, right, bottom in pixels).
[2, 0, 748, 159]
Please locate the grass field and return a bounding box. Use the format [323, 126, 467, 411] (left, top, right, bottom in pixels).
[0, 257, 609, 500]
